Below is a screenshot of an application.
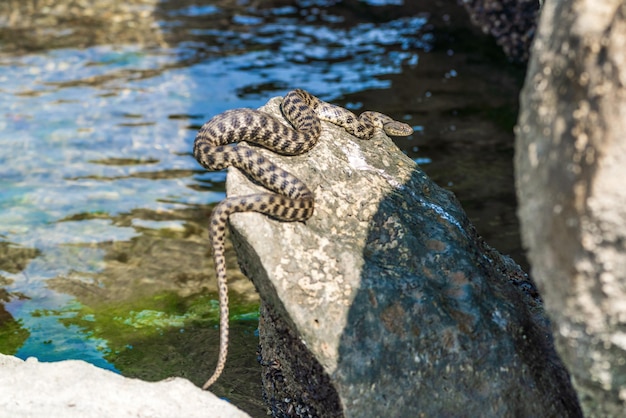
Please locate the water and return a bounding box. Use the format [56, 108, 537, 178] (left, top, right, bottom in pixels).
[0, 1, 525, 416]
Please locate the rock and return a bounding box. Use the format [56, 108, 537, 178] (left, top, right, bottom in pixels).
[457, 0, 541, 62]
[0, 354, 250, 418]
[226, 97, 582, 416]
[0, 0, 164, 52]
[515, 0, 626, 415]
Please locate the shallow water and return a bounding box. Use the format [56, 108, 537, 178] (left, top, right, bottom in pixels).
[0, 1, 525, 416]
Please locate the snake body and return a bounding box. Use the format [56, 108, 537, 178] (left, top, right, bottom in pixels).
[193, 89, 412, 389]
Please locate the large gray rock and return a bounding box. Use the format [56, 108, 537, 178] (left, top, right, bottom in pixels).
[0, 354, 250, 418]
[227, 97, 582, 416]
[516, 0, 626, 415]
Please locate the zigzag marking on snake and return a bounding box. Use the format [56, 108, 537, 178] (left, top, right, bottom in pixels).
[193, 89, 413, 389]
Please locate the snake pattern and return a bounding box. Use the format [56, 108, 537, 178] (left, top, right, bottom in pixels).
[193, 89, 413, 389]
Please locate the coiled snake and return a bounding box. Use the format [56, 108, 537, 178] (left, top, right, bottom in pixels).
[193, 89, 413, 388]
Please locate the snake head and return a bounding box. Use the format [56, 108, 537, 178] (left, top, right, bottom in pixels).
[383, 121, 414, 137]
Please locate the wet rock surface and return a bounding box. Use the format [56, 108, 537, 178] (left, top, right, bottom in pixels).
[227, 97, 582, 416]
[0, 0, 164, 51]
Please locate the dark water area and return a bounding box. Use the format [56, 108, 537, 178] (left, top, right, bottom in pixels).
[0, 0, 525, 416]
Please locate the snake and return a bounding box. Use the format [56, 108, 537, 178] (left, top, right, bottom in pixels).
[192, 89, 413, 389]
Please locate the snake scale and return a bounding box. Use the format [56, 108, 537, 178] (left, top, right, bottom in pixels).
[193, 89, 413, 389]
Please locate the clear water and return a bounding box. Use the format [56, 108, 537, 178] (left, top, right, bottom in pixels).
[0, 1, 525, 416]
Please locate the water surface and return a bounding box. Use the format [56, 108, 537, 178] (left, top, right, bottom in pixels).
[0, 1, 524, 415]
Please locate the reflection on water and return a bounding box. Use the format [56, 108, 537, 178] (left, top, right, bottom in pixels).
[0, 1, 524, 416]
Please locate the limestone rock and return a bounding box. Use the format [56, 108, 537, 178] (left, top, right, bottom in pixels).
[516, 0, 626, 415]
[227, 97, 582, 416]
[0, 354, 250, 418]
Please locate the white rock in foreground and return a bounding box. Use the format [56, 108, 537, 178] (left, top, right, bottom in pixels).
[0, 354, 250, 418]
